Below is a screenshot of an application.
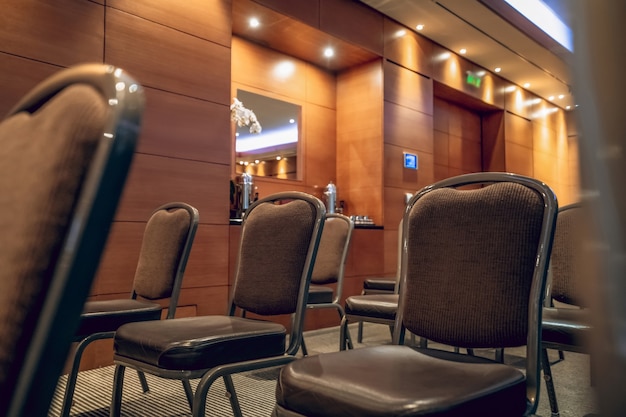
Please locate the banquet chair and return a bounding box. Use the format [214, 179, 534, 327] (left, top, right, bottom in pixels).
[301, 213, 354, 355]
[60, 201, 199, 417]
[110, 191, 326, 417]
[541, 203, 591, 417]
[274, 172, 558, 417]
[339, 220, 405, 350]
[356, 277, 396, 342]
[0, 63, 143, 417]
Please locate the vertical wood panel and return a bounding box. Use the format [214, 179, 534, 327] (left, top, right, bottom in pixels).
[140, 88, 231, 164]
[0, 53, 61, 116]
[384, 61, 433, 115]
[0, 0, 104, 66]
[319, 0, 384, 55]
[337, 60, 383, 222]
[106, 8, 230, 103]
[306, 104, 337, 188]
[384, 102, 434, 153]
[251, 0, 320, 28]
[383, 19, 433, 77]
[108, 0, 232, 47]
[115, 154, 230, 224]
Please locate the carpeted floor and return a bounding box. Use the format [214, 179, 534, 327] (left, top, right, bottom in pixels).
[48, 323, 598, 417]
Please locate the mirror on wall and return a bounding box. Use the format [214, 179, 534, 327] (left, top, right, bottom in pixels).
[234, 89, 301, 180]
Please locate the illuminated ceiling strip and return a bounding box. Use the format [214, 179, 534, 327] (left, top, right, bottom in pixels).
[504, 0, 573, 52]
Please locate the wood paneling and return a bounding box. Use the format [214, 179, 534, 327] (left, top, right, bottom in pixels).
[344, 229, 384, 277]
[140, 88, 231, 164]
[384, 144, 434, 190]
[305, 104, 337, 188]
[105, 8, 230, 103]
[0, 53, 61, 116]
[505, 142, 534, 176]
[0, 0, 104, 66]
[181, 225, 230, 288]
[320, 0, 384, 55]
[383, 19, 433, 77]
[108, 0, 232, 47]
[482, 111, 505, 172]
[115, 154, 230, 224]
[305, 65, 337, 109]
[335, 58, 399, 227]
[251, 0, 320, 28]
[384, 61, 433, 115]
[384, 102, 434, 152]
[505, 111, 533, 148]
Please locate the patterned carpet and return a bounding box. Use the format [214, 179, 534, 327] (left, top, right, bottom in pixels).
[48, 324, 598, 417]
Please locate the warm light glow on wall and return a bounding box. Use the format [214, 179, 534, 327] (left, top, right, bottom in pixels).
[273, 61, 296, 79]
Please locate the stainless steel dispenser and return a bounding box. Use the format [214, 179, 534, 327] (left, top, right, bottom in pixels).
[240, 172, 254, 213]
[323, 181, 337, 214]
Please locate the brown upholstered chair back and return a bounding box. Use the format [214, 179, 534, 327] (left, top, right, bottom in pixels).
[398, 177, 554, 349]
[233, 193, 325, 317]
[133, 203, 199, 309]
[549, 203, 586, 307]
[310, 214, 352, 285]
[0, 64, 143, 417]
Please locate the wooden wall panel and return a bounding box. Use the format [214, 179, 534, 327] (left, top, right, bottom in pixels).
[0, 53, 60, 116]
[505, 111, 533, 148]
[319, 0, 384, 55]
[384, 61, 433, 115]
[384, 144, 434, 190]
[305, 64, 337, 109]
[105, 8, 230, 103]
[232, 37, 307, 101]
[344, 229, 385, 278]
[0, 0, 104, 66]
[115, 154, 230, 224]
[251, 0, 320, 29]
[482, 111, 505, 172]
[384, 102, 434, 153]
[505, 142, 534, 177]
[181, 225, 230, 288]
[108, 0, 232, 47]
[337, 61, 384, 222]
[383, 19, 433, 77]
[448, 134, 482, 172]
[306, 104, 337, 188]
[140, 88, 231, 164]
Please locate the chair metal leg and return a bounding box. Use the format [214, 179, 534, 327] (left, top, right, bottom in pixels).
[137, 370, 150, 393]
[339, 316, 350, 350]
[496, 348, 505, 363]
[61, 333, 113, 417]
[110, 365, 126, 417]
[541, 348, 561, 417]
[183, 379, 194, 412]
[337, 308, 353, 350]
[223, 375, 244, 417]
[300, 337, 309, 356]
[357, 321, 364, 343]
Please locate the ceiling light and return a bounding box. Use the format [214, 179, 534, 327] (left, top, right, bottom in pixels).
[323, 47, 334, 58]
[416, 24, 424, 30]
[558, 94, 565, 99]
[549, 95, 555, 101]
[523, 83, 531, 88]
[494, 67, 501, 73]
[395, 29, 406, 37]
[249, 17, 260, 28]
[459, 48, 467, 55]
[566, 105, 571, 110]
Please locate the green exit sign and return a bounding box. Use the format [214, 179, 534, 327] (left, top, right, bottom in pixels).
[466, 71, 482, 88]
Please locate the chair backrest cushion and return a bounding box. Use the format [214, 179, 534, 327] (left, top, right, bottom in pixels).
[550, 205, 586, 307]
[233, 199, 316, 315]
[0, 84, 106, 391]
[133, 207, 192, 300]
[310, 216, 349, 285]
[402, 182, 545, 348]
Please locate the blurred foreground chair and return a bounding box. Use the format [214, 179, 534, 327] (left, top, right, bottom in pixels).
[274, 172, 557, 417]
[541, 202, 591, 417]
[302, 213, 354, 355]
[110, 192, 326, 417]
[60, 201, 199, 416]
[0, 64, 143, 417]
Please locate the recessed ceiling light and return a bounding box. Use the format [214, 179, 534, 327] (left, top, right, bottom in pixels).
[523, 82, 531, 88]
[395, 29, 406, 37]
[323, 47, 334, 58]
[558, 94, 565, 99]
[459, 48, 467, 55]
[549, 95, 555, 100]
[249, 17, 260, 28]
[494, 67, 502, 73]
[566, 105, 571, 110]
[416, 24, 424, 30]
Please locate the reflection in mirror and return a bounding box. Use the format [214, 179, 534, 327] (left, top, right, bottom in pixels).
[235, 89, 301, 180]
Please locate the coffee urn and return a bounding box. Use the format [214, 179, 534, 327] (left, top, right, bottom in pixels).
[323, 181, 337, 214]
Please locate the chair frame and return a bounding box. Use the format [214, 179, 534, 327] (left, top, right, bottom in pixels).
[394, 172, 558, 415]
[1, 64, 143, 417]
[302, 212, 354, 355]
[59, 201, 199, 417]
[273, 172, 558, 417]
[110, 191, 326, 417]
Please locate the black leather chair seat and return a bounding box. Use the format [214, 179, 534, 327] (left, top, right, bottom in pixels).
[275, 345, 526, 417]
[362, 278, 395, 293]
[542, 307, 591, 350]
[307, 284, 334, 304]
[75, 300, 162, 337]
[114, 316, 286, 370]
[345, 294, 398, 320]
